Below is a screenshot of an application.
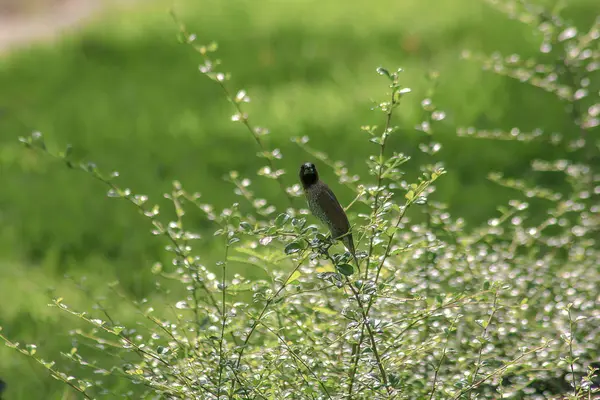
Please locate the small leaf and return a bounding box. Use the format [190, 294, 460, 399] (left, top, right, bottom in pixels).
[239, 222, 253, 232]
[316, 233, 328, 243]
[284, 242, 304, 255]
[405, 190, 415, 201]
[337, 263, 354, 276]
[86, 162, 97, 173]
[286, 270, 302, 285]
[151, 262, 162, 274]
[483, 281, 490, 290]
[207, 41, 218, 52]
[112, 326, 125, 335]
[291, 218, 306, 229]
[317, 272, 344, 288]
[385, 226, 398, 236]
[376, 67, 392, 80]
[414, 196, 427, 205]
[275, 213, 290, 227]
[313, 306, 337, 315]
[258, 236, 272, 245]
[107, 189, 121, 198]
[63, 144, 73, 158]
[26, 344, 37, 355]
[315, 265, 335, 273]
[18, 136, 32, 147]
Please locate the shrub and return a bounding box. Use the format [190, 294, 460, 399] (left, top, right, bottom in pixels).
[2, 1, 598, 398]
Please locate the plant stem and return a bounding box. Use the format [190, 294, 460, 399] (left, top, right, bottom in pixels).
[230, 254, 308, 393]
[345, 277, 392, 396]
[216, 241, 230, 399]
[567, 306, 578, 393]
[468, 291, 499, 400]
[260, 322, 333, 400]
[364, 91, 396, 281]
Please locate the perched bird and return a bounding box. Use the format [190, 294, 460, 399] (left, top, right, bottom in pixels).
[299, 162, 357, 265]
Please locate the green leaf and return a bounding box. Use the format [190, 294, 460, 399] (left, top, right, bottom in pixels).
[85, 162, 97, 173]
[286, 270, 302, 285]
[61, 144, 73, 159]
[337, 263, 354, 276]
[414, 196, 427, 205]
[316, 233, 328, 243]
[18, 136, 32, 147]
[284, 241, 304, 255]
[239, 222, 253, 232]
[227, 282, 257, 293]
[385, 226, 398, 236]
[151, 262, 162, 274]
[376, 66, 392, 80]
[405, 190, 415, 201]
[291, 217, 306, 229]
[275, 213, 290, 227]
[483, 281, 490, 290]
[313, 306, 338, 315]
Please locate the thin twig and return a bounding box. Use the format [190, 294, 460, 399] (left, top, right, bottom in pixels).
[468, 292, 499, 400]
[216, 240, 231, 398]
[428, 318, 458, 400]
[230, 253, 309, 394]
[259, 322, 333, 400]
[452, 343, 551, 399]
[172, 13, 295, 208]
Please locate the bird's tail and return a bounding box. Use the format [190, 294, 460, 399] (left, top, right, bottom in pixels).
[343, 235, 360, 273]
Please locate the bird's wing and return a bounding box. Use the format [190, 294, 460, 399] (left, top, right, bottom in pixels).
[316, 182, 351, 234]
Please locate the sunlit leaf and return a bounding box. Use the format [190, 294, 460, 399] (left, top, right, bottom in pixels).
[286, 270, 302, 285]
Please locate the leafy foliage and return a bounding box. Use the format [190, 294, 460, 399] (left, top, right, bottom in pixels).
[1, 1, 599, 399]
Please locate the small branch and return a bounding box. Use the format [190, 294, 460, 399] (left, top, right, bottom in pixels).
[0, 333, 93, 399]
[216, 240, 231, 399]
[365, 88, 397, 280]
[468, 291, 499, 400]
[172, 14, 295, 208]
[230, 254, 309, 393]
[566, 306, 578, 394]
[347, 326, 366, 399]
[259, 322, 333, 400]
[452, 342, 551, 399]
[428, 318, 458, 400]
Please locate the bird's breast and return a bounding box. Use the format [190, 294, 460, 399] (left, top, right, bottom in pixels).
[306, 190, 329, 226]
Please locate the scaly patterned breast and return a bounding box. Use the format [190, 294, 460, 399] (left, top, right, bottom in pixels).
[306, 190, 331, 229]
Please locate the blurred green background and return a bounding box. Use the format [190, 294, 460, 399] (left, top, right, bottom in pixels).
[0, 0, 597, 398]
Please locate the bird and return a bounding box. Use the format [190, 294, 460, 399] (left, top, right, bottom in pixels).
[299, 162, 358, 267]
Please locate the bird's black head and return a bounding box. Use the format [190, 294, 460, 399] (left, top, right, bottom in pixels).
[299, 162, 319, 188]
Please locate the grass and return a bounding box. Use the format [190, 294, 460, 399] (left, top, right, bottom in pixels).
[0, 0, 598, 398]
